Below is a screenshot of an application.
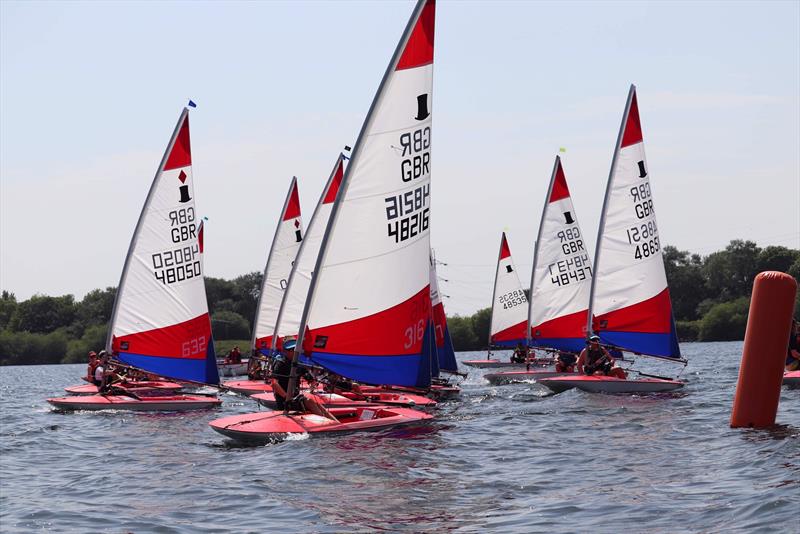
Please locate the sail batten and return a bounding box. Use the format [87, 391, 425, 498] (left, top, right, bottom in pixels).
[588, 85, 682, 361]
[294, 0, 436, 389]
[107, 109, 219, 384]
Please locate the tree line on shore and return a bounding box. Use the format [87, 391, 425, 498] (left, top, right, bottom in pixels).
[0, 240, 797, 365]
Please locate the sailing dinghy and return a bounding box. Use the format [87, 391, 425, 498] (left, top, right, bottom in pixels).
[221, 154, 346, 393]
[210, 0, 437, 441]
[463, 233, 539, 369]
[486, 157, 588, 385]
[64, 380, 182, 395]
[539, 86, 686, 395]
[48, 107, 221, 411]
[219, 177, 306, 390]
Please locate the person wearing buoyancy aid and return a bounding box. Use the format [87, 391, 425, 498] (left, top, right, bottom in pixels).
[510, 343, 528, 363]
[86, 351, 99, 382]
[555, 351, 577, 373]
[577, 336, 626, 378]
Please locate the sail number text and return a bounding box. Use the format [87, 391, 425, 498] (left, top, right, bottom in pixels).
[169, 207, 197, 244]
[399, 126, 431, 182]
[557, 226, 585, 255]
[152, 244, 201, 285]
[548, 253, 592, 287]
[385, 184, 430, 243]
[499, 289, 527, 310]
[181, 335, 207, 358]
[626, 183, 660, 261]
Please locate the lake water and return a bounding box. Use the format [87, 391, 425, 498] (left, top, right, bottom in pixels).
[1, 342, 798, 533]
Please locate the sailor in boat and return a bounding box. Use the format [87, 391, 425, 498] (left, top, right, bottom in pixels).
[510, 343, 528, 364]
[86, 351, 99, 382]
[555, 351, 577, 373]
[577, 336, 627, 379]
[225, 346, 242, 365]
[270, 340, 334, 419]
[786, 318, 800, 371]
[247, 354, 266, 380]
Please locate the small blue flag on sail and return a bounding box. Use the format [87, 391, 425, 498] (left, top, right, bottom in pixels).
[188, 100, 197, 108]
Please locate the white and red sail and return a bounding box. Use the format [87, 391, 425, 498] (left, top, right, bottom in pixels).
[588, 85, 681, 360]
[489, 232, 529, 347]
[528, 157, 592, 353]
[108, 108, 219, 383]
[272, 154, 344, 350]
[430, 251, 457, 374]
[251, 178, 304, 355]
[295, 0, 436, 387]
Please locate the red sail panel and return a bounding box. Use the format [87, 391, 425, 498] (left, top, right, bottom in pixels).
[164, 116, 192, 170]
[396, 0, 435, 71]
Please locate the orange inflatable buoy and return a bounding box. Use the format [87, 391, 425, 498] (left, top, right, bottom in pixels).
[731, 271, 798, 428]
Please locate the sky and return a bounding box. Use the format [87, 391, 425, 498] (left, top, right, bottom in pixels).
[1, 0, 798, 316]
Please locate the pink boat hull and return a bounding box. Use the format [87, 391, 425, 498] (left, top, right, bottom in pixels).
[47, 394, 222, 411]
[343, 389, 436, 408]
[484, 370, 575, 385]
[209, 406, 433, 442]
[222, 380, 274, 395]
[538, 375, 684, 394]
[252, 392, 384, 410]
[64, 381, 183, 395]
[462, 359, 554, 369]
[784, 371, 800, 388]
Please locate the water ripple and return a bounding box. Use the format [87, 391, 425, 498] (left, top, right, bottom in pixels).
[1, 342, 799, 532]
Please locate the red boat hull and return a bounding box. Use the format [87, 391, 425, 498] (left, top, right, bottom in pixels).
[252, 392, 384, 410]
[47, 394, 222, 411]
[64, 381, 182, 395]
[484, 370, 575, 385]
[539, 375, 684, 394]
[209, 406, 433, 442]
[462, 359, 554, 369]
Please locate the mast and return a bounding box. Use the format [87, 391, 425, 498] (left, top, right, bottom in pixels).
[586, 85, 635, 339]
[269, 154, 344, 355]
[487, 232, 507, 357]
[106, 107, 189, 353]
[250, 176, 299, 354]
[288, 0, 433, 403]
[526, 156, 561, 349]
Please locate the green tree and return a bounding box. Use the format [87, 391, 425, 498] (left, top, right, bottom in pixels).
[663, 246, 707, 320]
[698, 297, 750, 341]
[757, 246, 799, 274]
[230, 272, 262, 328]
[447, 315, 478, 351]
[9, 294, 76, 333]
[74, 287, 116, 330]
[704, 240, 761, 301]
[64, 324, 108, 363]
[211, 310, 250, 340]
[471, 307, 492, 349]
[0, 291, 17, 331]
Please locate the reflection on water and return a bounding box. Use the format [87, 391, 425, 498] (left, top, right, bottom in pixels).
[1, 342, 799, 532]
